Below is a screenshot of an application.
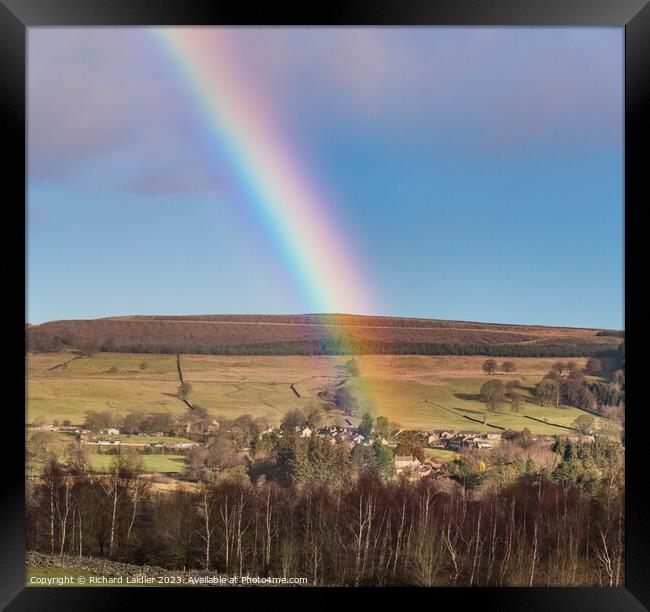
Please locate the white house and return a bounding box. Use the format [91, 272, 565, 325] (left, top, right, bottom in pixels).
[395, 455, 422, 472]
[173, 442, 200, 449]
[475, 441, 493, 449]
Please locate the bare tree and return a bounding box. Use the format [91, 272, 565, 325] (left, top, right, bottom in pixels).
[482, 359, 498, 375]
[197, 484, 216, 570]
[501, 361, 516, 374]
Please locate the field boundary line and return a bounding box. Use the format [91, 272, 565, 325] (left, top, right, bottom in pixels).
[46, 353, 88, 371]
[423, 399, 505, 430]
[175, 354, 193, 410]
[522, 414, 576, 431]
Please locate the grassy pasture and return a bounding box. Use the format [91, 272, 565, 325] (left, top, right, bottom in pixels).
[26, 428, 192, 476]
[26, 353, 612, 435]
[180, 354, 345, 382]
[27, 376, 183, 423]
[422, 448, 459, 463]
[27, 352, 179, 380]
[26, 445, 187, 476]
[347, 355, 606, 435]
[181, 354, 346, 421]
[89, 454, 186, 473]
[348, 375, 598, 434]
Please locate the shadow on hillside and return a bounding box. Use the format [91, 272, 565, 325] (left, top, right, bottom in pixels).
[454, 406, 484, 416]
[454, 393, 481, 403]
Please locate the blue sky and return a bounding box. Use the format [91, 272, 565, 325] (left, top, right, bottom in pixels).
[28, 27, 624, 328]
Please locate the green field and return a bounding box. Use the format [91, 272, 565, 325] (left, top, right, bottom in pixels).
[89, 454, 186, 473]
[423, 448, 459, 463]
[27, 451, 187, 475]
[25, 428, 188, 475]
[349, 376, 598, 434]
[27, 352, 613, 436]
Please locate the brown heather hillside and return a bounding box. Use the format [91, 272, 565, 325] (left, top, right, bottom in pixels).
[25, 314, 623, 357]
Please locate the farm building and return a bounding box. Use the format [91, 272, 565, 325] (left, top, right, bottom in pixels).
[395, 455, 422, 473]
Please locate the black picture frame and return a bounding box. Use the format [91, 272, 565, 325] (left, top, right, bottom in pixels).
[1, 0, 645, 609]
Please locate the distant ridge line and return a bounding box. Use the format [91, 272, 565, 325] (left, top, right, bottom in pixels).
[26, 313, 623, 358]
[91, 313, 611, 333]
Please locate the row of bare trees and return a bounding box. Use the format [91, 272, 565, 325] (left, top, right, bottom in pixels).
[27, 457, 150, 561]
[27, 460, 623, 586]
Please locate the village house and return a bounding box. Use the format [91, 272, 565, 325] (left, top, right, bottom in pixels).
[460, 434, 478, 448]
[567, 433, 595, 444]
[400, 463, 435, 482]
[54, 425, 80, 434]
[394, 455, 422, 473]
[474, 440, 493, 449]
[170, 441, 199, 449]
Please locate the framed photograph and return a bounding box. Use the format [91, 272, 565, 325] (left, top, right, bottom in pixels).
[2, 0, 646, 609]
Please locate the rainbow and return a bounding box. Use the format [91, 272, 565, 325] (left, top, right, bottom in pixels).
[148, 28, 372, 316]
